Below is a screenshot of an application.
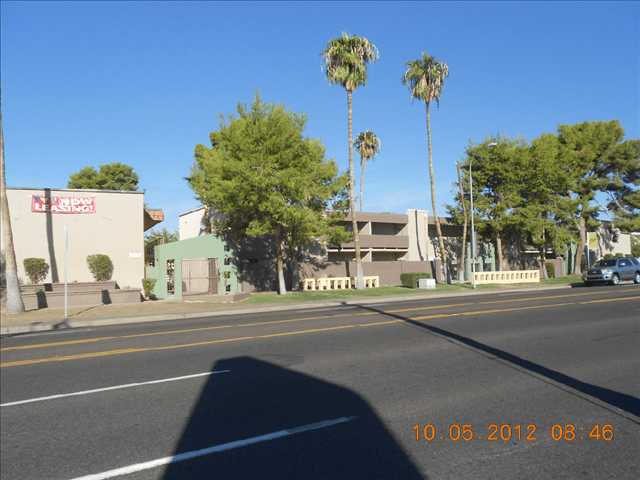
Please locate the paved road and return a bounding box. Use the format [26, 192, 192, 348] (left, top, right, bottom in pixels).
[1, 285, 639, 479]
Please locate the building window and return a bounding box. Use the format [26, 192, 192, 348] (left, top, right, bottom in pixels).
[224, 271, 231, 279]
[224, 243, 230, 252]
[224, 257, 231, 265]
[166, 259, 175, 295]
[225, 284, 231, 293]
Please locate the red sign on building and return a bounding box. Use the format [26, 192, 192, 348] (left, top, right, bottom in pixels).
[31, 195, 96, 214]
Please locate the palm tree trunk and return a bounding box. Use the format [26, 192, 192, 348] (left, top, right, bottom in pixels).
[573, 215, 586, 275]
[456, 162, 467, 281]
[425, 102, 448, 283]
[0, 106, 25, 314]
[359, 157, 366, 212]
[275, 229, 287, 295]
[347, 91, 364, 289]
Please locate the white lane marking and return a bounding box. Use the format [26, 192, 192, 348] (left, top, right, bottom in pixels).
[0, 370, 230, 407]
[69, 416, 357, 480]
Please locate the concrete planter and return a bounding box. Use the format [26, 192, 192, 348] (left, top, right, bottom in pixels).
[21, 281, 118, 295]
[22, 288, 141, 311]
[418, 278, 436, 289]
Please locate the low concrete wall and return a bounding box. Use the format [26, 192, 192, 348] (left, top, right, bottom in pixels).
[21, 281, 118, 294]
[22, 288, 141, 311]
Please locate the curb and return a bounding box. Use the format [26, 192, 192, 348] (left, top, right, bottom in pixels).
[0, 284, 574, 336]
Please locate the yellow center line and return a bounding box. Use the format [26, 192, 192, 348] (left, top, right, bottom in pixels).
[2, 286, 635, 353]
[2, 294, 638, 369]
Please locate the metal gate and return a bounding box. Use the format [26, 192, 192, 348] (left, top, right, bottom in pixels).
[181, 258, 218, 295]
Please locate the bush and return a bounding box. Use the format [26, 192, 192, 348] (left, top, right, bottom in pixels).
[23, 258, 49, 284]
[400, 272, 432, 288]
[142, 278, 156, 299]
[632, 237, 640, 258]
[545, 262, 555, 279]
[87, 254, 114, 281]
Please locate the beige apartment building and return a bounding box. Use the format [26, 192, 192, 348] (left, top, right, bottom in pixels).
[6, 187, 163, 289]
[178, 206, 435, 262]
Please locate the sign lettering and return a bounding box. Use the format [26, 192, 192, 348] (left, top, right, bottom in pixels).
[31, 195, 96, 214]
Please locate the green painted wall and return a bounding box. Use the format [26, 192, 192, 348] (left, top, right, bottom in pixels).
[148, 235, 239, 299]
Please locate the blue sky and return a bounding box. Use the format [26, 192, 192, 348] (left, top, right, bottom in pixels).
[2, 1, 638, 231]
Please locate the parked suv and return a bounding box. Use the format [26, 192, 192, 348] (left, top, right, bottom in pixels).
[584, 257, 640, 286]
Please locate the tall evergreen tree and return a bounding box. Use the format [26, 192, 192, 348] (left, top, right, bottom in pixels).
[188, 96, 348, 295]
[557, 121, 627, 273]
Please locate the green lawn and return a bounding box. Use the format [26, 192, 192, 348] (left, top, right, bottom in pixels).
[244, 275, 582, 305]
[541, 274, 583, 285]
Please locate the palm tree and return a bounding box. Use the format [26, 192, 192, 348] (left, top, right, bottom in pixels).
[144, 228, 178, 265]
[402, 53, 450, 283]
[0, 100, 25, 314]
[354, 130, 381, 211]
[322, 33, 378, 289]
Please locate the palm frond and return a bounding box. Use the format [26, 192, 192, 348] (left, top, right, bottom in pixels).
[402, 52, 449, 105]
[354, 130, 382, 162]
[322, 33, 379, 91]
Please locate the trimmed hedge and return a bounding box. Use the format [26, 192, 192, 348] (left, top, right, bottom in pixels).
[400, 272, 432, 289]
[23, 257, 49, 284]
[87, 254, 114, 281]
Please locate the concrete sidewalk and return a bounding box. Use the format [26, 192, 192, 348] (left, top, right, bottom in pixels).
[0, 284, 580, 336]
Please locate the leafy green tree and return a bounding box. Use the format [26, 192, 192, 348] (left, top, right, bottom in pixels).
[511, 134, 576, 278]
[188, 96, 348, 295]
[460, 138, 528, 271]
[1, 103, 25, 313]
[354, 130, 381, 211]
[323, 33, 379, 289]
[68, 162, 139, 191]
[557, 121, 629, 273]
[606, 139, 640, 232]
[403, 53, 450, 282]
[144, 228, 178, 265]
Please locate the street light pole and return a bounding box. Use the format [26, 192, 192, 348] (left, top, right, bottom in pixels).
[469, 156, 477, 289]
[470, 142, 497, 289]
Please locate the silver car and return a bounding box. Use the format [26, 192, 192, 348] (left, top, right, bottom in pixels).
[584, 257, 640, 286]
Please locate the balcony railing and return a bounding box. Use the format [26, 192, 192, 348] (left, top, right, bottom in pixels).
[332, 234, 409, 250]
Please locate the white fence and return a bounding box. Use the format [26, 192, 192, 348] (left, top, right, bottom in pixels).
[473, 270, 540, 285]
[302, 275, 380, 291]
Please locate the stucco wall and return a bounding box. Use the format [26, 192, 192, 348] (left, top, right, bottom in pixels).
[178, 207, 206, 240]
[151, 234, 239, 299]
[7, 188, 144, 289]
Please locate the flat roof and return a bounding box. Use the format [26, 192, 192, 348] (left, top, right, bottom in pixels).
[8, 187, 144, 195]
[178, 205, 206, 217]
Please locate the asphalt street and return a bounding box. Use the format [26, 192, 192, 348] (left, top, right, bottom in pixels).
[1, 285, 639, 480]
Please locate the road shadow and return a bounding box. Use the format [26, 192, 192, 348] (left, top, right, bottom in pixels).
[351, 304, 640, 421]
[162, 356, 425, 479]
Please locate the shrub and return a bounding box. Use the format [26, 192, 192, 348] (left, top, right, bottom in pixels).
[23, 258, 49, 284]
[400, 272, 432, 288]
[87, 254, 114, 281]
[632, 237, 640, 258]
[142, 278, 157, 299]
[545, 262, 555, 279]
